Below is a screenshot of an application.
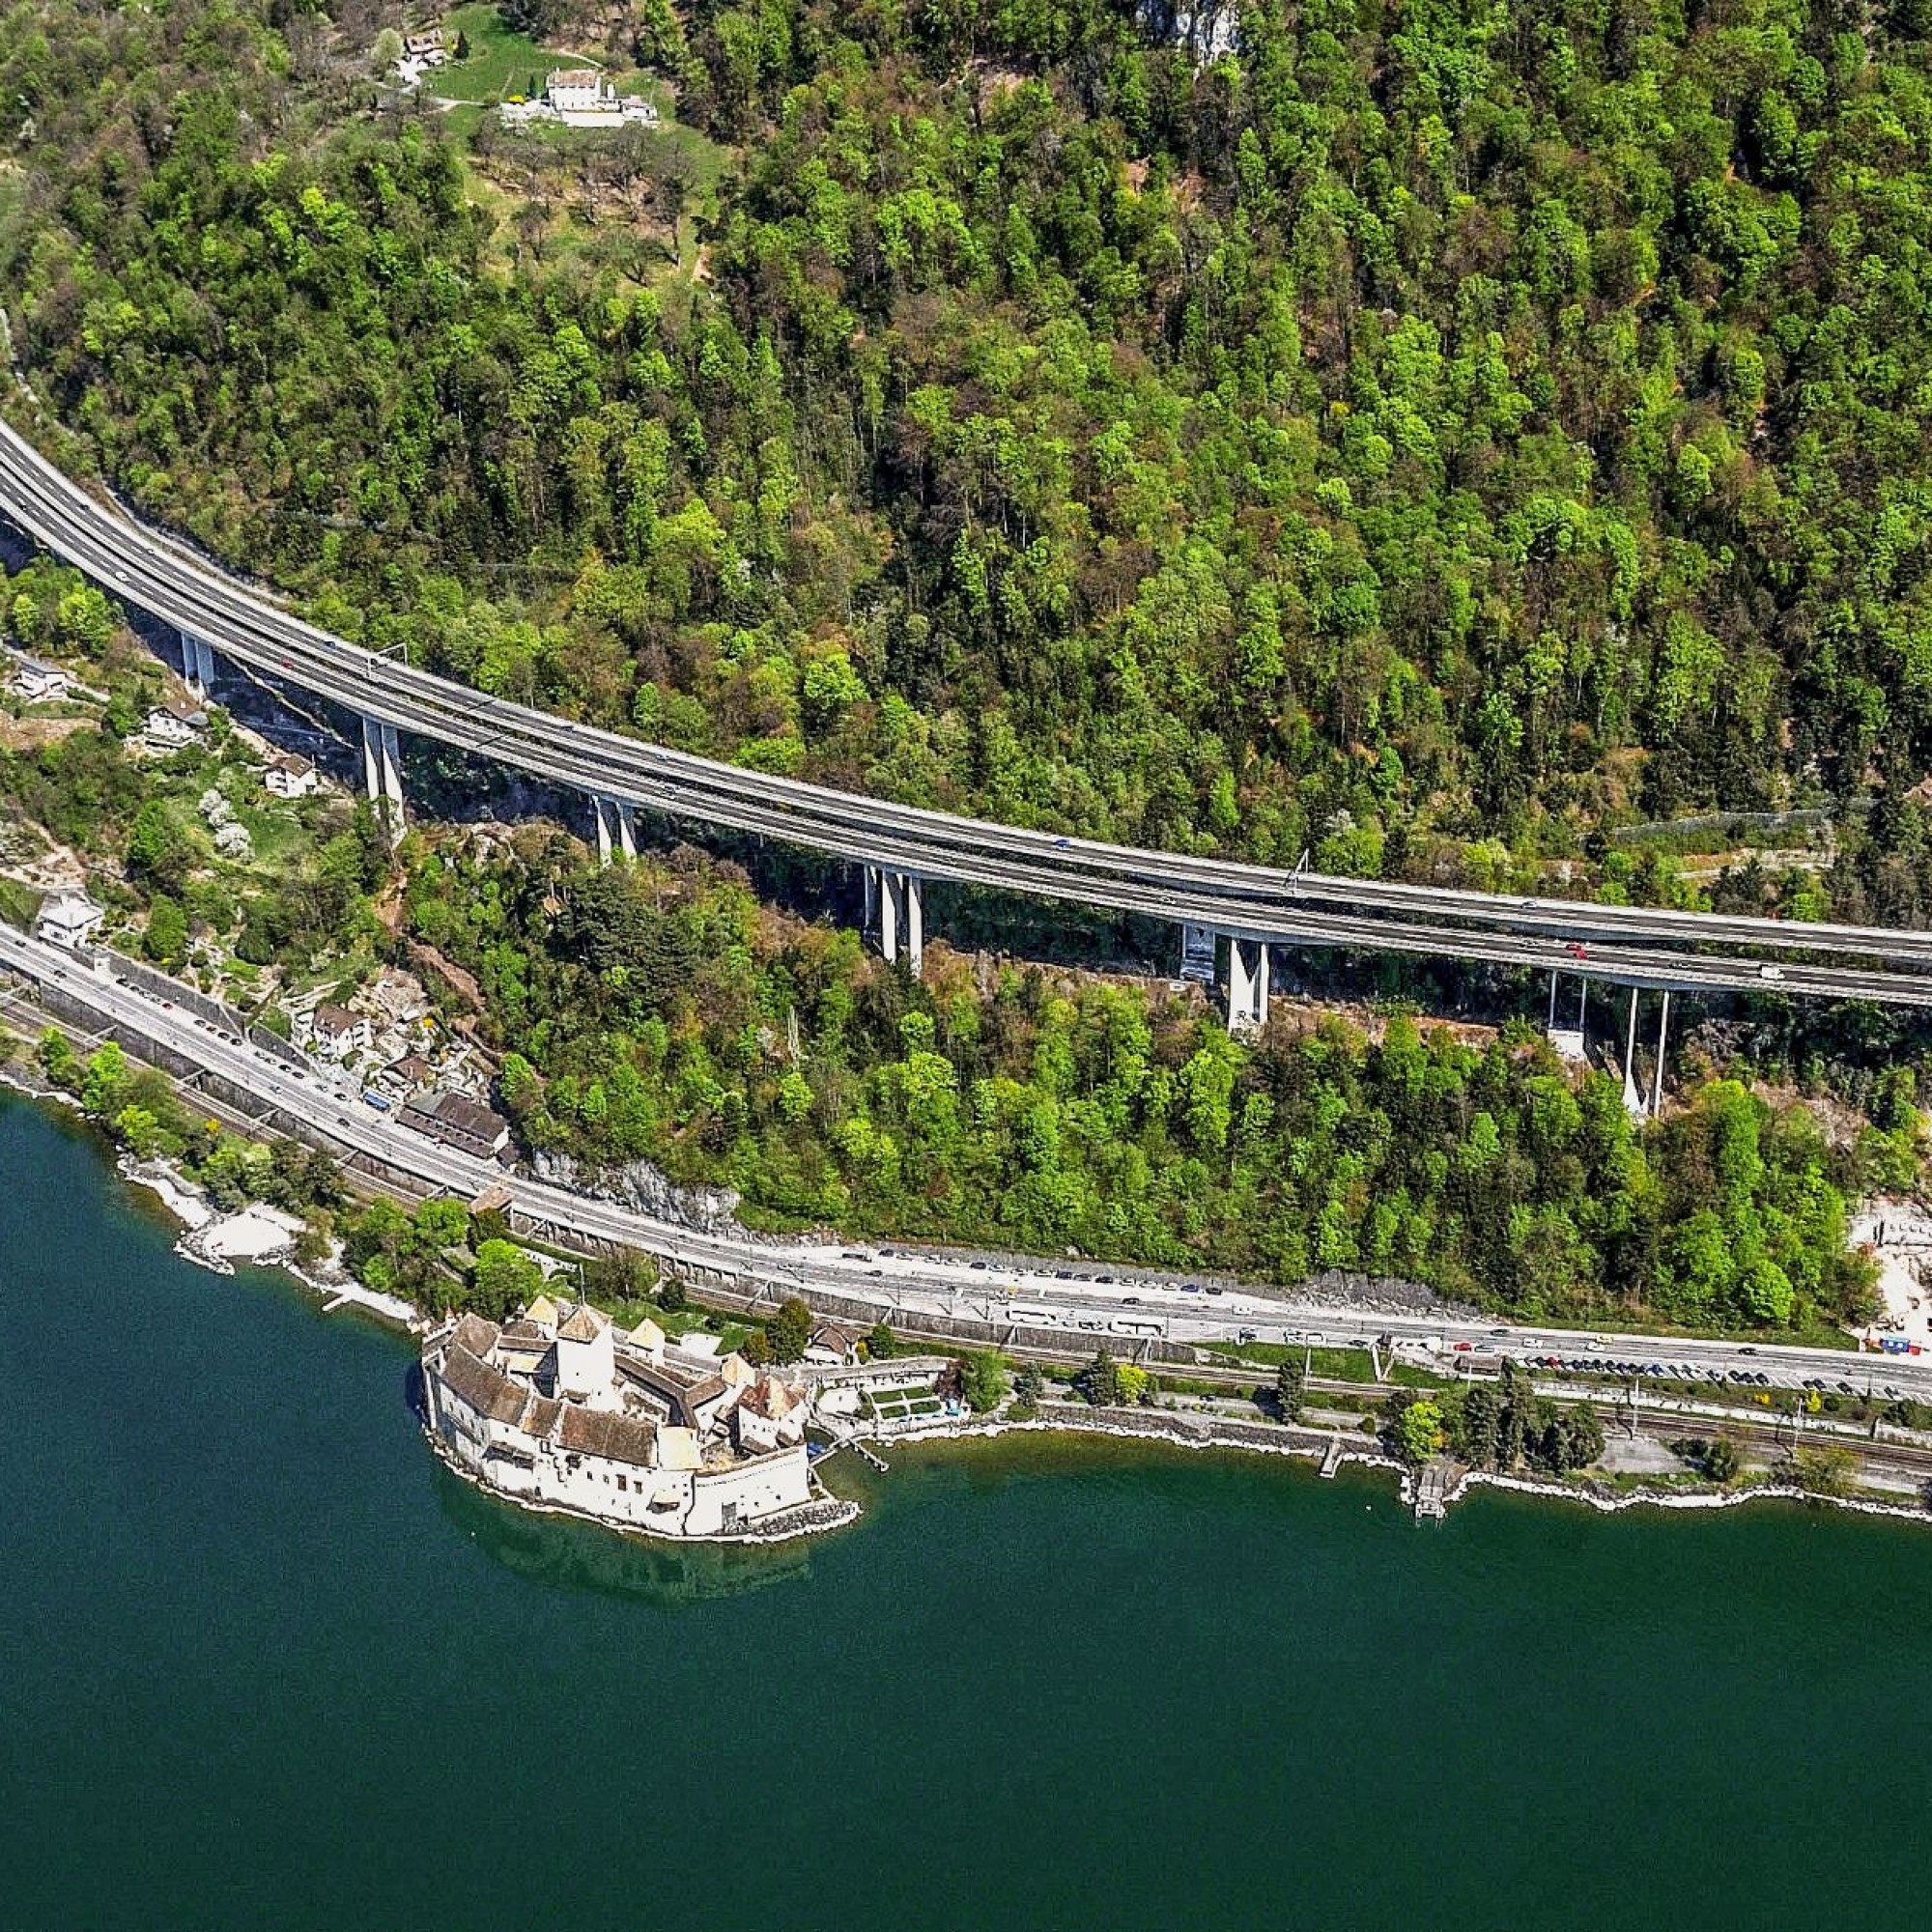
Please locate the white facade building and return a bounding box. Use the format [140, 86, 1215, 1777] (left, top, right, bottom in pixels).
[144, 699, 207, 750]
[35, 890, 105, 950]
[546, 68, 608, 114]
[421, 1309, 831, 1540]
[298, 1003, 372, 1061]
[502, 71, 660, 128]
[263, 751, 320, 799]
[10, 653, 72, 701]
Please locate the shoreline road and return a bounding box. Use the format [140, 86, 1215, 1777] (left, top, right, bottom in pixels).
[4, 923, 1927, 1402]
[5, 416, 1932, 1002]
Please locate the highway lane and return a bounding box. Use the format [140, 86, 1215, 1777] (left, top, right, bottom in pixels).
[8, 417, 1932, 995]
[6, 923, 1931, 1403]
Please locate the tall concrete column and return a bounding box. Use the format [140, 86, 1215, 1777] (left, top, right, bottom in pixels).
[1180, 923, 1217, 984]
[181, 629, 214, 698]
[591, 797, 639, 866]
[379, 723, 403, 814]
[1651, 990, 1671, 1116]
[359, 715, 405, 844]
[1226, 935, 1268, 1032]
[864, 866, 924, 974]
[1622, 989, 1645, 1118]
[1547, 971, 1587, 1061]
[903, 872, 923, 974]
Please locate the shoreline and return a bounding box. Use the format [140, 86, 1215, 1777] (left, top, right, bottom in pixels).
[864, 1405, 1932, 1530]
[8, 1069, 1932, 1542]
[115, 1151, 420, 1325]
[0, 1065, 420, 1327]
[420, 1419, 864, 1546]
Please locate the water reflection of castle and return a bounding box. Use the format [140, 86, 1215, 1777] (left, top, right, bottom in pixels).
[430, 1462, 816, 1606]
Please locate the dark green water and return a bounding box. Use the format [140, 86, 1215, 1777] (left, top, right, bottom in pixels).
[5, 1093, 1931, 1931]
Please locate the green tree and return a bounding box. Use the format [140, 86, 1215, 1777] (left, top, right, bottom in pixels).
[37, 1028, 78, 1090]
[1076, 1349, 1121, 1406]
[79, 1041, 130, 1117]
[144, 895, 188, 969]
[765, 1294, 812, 1364]
[960, 1349, 1011, 1414]
[1791, 1445, 1859, 1498]
[412, 1197, 470, 1250]
[127, 802, 191, 895]
[472, 1238, 544, 1319]
[1396, 1398, 1444, 1467]
[1011, 1360, 1045, 1418]
[1274, 1359, 1305, 1423]
[113, 1104, 162, 1157]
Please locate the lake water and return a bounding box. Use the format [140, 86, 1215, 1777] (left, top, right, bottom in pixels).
[4, 1091, 1930, 1930]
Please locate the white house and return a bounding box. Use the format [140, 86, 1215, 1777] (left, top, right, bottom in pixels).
[10, 654, 72, 701]
[804, 1321, 864, 1368]
[500, 72, 657, 128]
[35, 890, 104, 950]
[300, 1003, 371, 1061]
[144, 697, 207, 750]
[263, 750, 320, 799]
[546, 68, 609, 113]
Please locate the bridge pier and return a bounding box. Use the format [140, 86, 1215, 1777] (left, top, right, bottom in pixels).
[1652, 989, 1671, 1115]
[864, 866, 923, 973]
[593, 795, 638, 867]
[359, 716, 406, 843]
[1622, 989, 1645, 1118]
[1226, 935, 1269, 1033]
[1179, 923, 1217, 984]
[181, 630, 215, 698]
[1546, 970, 1587, 1061]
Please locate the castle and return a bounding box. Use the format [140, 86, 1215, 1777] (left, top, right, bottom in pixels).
[421, 1299, 842, 1540]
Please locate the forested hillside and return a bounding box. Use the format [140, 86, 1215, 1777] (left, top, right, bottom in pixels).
[399, 828, 1889, 1332]
[8, 0, 1932, 909]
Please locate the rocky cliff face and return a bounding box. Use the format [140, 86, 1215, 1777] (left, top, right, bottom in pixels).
[1138, 0, 1240, 64]
[531, 1149, 744, 1236]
